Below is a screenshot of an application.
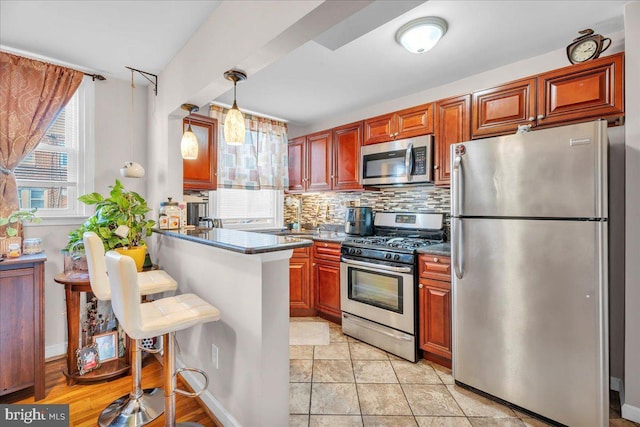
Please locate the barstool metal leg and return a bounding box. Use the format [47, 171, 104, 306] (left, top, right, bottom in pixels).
[163, 333, 203, 427]
[98, 339, 164, 427]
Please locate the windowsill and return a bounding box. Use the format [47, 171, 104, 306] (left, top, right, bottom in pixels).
[23, 216, 89, 227]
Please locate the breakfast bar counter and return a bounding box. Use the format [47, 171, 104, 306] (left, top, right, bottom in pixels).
[151, 229, 311, 427]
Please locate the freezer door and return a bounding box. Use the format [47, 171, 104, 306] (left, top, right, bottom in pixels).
[452, 218, 608, 427]
[451, 120, 607, 219]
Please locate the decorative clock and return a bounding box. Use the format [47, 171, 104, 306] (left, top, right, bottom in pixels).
[566, 29, 611, 64]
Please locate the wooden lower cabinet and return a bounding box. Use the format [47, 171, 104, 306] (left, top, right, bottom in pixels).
[418, 254, 452, 368]
[290, 247, 316, 317]
[314, 260, 341, 323]
[0, 254, 46, 401]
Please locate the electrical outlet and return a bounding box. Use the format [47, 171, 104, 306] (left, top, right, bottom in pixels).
[211, 344, 218, 369]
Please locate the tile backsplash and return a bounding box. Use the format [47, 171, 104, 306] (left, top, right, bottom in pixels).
[284, 187, 450, 229]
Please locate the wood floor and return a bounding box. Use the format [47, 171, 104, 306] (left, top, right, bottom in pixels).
[0, 356, 222, 427]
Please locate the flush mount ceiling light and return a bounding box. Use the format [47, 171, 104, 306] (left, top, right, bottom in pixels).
[395, 17, 448, 54]
[180, 103, 200, 159]
[223, 69, 247, 146]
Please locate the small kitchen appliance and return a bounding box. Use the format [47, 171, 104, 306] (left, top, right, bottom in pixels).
[340, 211, 445, 362]
[344, 207, 374, 236]
[451, 120, 609, 426]
[361, 135, 432, 186]
[186, 201, 208, 227]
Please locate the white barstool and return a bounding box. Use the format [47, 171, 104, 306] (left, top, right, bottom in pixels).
[105, 251, 220, 427]
[83, 232, 178, 427]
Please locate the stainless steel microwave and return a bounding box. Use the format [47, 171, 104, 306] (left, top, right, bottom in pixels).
[361, 135, 433, 186]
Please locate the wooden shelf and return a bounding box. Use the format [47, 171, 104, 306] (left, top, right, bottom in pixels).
[62, 357, 130, 384]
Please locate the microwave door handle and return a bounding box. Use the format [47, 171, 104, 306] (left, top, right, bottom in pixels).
[405, 142, 414, 181]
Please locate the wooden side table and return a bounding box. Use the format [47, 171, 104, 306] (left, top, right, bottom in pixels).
[54, 273, 130, 385]
[0, 254, 46, 401]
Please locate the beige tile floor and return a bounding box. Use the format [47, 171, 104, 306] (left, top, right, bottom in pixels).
[289, 317, 639, 427]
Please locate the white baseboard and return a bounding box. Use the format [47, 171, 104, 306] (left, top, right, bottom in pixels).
[611, 376, 623, 392]
[45, 342, 67, 359]
[622, 402, 640, 423]
[176, 358, 240, 427]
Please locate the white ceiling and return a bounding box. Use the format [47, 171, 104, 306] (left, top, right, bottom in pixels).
[0, 0, 629, 127]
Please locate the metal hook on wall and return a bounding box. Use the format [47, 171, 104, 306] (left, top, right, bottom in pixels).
[125, 66, 158, 96]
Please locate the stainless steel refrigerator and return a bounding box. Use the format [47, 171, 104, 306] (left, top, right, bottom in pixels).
[451, 120, 608, 426]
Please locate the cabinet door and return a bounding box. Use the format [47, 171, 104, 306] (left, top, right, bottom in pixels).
[435, 94, 471, 186]
[537, 52, 624, 127]
[0, 268, 35, 394]
[419, 278, 451, 359]
[364, 113, 395, 145]
[472, 78, 536, 138]
[314, 260, 341, 320]
[183, 115, 218, 191]
[332, 122, 363, 191]
[287, 137, 306, 192]
[396, 103, 434, 139]
[290, 256, 315, 317]
[306, 131, 332, 192]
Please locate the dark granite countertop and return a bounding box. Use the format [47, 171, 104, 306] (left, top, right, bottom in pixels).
[153, 228, 313, 254]
[253, 229, 348, 243]
[416, 242, 451, 257]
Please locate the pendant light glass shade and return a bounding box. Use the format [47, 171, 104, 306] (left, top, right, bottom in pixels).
[181, 123, 199, 159]
[396, 17, 448, 54]
[223, 70, 248, 146]
[224, 102, 245, 146]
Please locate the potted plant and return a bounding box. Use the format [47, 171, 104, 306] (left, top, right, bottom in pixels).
[66, 180, 155, 271]
[0, 209, 41, 256]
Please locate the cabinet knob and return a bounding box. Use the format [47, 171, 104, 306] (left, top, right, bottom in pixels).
[537, 114, 545, 119]
[389, 133, 393, 138]
[433, 257, 439, 263]
[394, 132, 399, 137]
[434, 165, 439, 170]
[528, 116, 534, 121]
[324, 243, 328, 247]
[419, 283, 424, 289]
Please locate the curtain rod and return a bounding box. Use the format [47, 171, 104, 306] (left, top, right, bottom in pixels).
[1, 45, 107, 82]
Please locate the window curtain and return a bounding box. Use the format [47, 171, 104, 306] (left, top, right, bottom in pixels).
[0, 52, 83, 217]
[210, 105, 289, 190]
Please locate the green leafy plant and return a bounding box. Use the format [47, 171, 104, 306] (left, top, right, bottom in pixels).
[0, 209, 41, 237]
[65, 180, 155, 252]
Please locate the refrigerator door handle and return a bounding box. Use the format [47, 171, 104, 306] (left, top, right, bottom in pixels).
[453, 217, 464, 279]
[452, 155, 463, 216]
[405, 142, 414, 181]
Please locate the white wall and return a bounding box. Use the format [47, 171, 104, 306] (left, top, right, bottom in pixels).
[623, 1, 640, 422]
[23, 77, 149, 358]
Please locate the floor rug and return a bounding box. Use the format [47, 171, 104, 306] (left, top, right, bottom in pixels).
[289, 322, 330, 346]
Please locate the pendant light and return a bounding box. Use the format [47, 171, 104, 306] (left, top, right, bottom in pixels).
[120, 68, 145, 178]
[223, 70, 247, 146]
[395, 17, 448, 54]
[180, 104, 199, 159]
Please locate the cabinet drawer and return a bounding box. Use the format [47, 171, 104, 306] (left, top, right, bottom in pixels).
[292, 247, 310, 258]
[418, 255, 451, 281]
[313, 241, 341, 261]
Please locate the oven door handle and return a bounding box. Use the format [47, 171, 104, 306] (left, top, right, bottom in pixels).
[343, 313, 413, 341]
[341, 257, 412, 273]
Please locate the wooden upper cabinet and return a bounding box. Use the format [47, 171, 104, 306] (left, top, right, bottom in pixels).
[306, 130, 332, 192]
[183, 115, 217, 191]
[288, 136, 306, 193]
[364, 103, 434, 145]
[396, 103, 434, 139]
[435, 94, 471, 186]
[363, 113, 395, 145]
[537, 52, 624, 127]
[332, 121, 363, 191]
[472, 78, 536, 138]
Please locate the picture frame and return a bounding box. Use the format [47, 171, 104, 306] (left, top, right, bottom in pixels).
[76, 344, 101, 375]
[92, 331, 118, 363]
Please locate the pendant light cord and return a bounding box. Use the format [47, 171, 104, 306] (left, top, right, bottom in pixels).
[130, 69, 135, 161]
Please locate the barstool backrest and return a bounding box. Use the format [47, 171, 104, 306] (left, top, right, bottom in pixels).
[83, 231, 111, 300]
[105, 251, 143, 337]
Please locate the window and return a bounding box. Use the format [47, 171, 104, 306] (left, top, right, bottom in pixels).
[211, 188, 283, 230]
[14, 80, 94, 218]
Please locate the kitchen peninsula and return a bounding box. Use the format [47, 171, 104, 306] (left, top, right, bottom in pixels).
[152, 228, 312, 427]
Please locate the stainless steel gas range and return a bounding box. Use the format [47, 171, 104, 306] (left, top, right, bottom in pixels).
[340, 212, 445, 362]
